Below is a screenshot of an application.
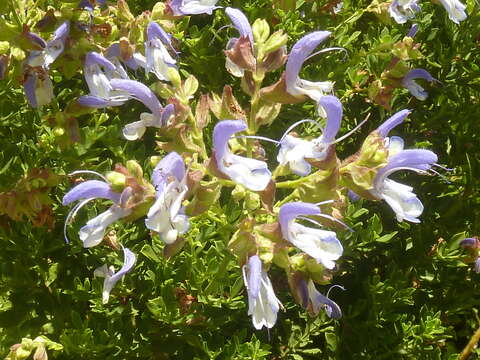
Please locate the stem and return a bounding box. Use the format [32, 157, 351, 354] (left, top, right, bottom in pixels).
[246, 70, 265, 156]
[187, 108, 208, 161]
[459, 326, 480, 360]
[273, 190, 298, 209]
[276, 172, 318, 189]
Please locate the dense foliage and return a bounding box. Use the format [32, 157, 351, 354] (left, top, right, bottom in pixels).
[0, 0, 479, 359]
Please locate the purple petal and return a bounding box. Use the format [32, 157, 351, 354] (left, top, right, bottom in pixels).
[109, 247, 136, 284]
[24, 73, 38, 108]
[247, 255, 262, 299]
[312, 291, 342, 319]
[212, 120, 247, 161]
[161, 103, 175, 126]
[407, 24, 419, 38]
[52, 21, 70, 43]
[110, 79, 163, 117]
[296, 277, 309, 308]
[225, 7, 254, 46]
[105, 43, 121, 58]
[285, 31, 331, 92]
[26, 32, 47, 49]
[377, 109, 411, 138]
[147, 22, 178, 56]
[152, 152, 185, 189]
[460, 238, 477, 248]
[475, 258, 480, 273]
[377, 149, 438, 179]
[319, 95, 342, 142]
[348, 190, 361, 202]
[85, 52, 116, 72]
[78, 95, 111, 108]
[63, 180, 121, 205]
[403, 68, 437, 83]
[279, 202, 321, 239]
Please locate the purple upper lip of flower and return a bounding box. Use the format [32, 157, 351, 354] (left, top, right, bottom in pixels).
[285, 31, 331, 93]
[319, 95, 342, 143]
[152, 152, 185, 192]
[213, 120, 247, 160]
[147, 22, 179, 56]
[279, 202, 322, 239]
[110, 78, 163, 118]
[62, 179, 121, 206]
[376, 109, 411, 138]
[225, 7, 254, 46]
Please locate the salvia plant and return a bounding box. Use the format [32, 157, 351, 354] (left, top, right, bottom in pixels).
[0, 0, 479, 358]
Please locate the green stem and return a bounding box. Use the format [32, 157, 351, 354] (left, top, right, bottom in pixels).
[459, 326, 480, 360]
[276, 172, 317, 189]
[273, 190, 298, 209]
[186, 108, 208, 161]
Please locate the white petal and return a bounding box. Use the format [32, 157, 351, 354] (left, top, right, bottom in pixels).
[221, 153, 271, 191]
[380, 179, 424, 223]
[123, 120, 147, 141]
[79, 206, 131, 247]
[287, 223, 343, 269]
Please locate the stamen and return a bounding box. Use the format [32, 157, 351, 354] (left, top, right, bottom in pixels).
[333, 113, 371, 144]
[298, 214, 353, 232]
[209, 25, 234, 46]
[242, 264, 249, 289]
[64, 197, 95, 243]
[68, 170, 108, 182]
[279, 119, 324, 145]
[305, 47, 348, 62]
[433, 163, 454, 172]
[315, 200, 335, 206]
[429, 168, 451, 184]
[234, 135, 280, 144]
[326, 284, 346, 298]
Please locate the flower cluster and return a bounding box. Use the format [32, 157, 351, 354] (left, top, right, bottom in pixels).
[33, 2, 447, 329]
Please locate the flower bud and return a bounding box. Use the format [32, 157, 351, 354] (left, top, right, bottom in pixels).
[252, 19, 270, 44]
[150, 156, 162, 167]
[167, 67, 182, 89]
[232, 185, 246, 201]
[126, 160, 144, 179]
[106, 171, 127, 191]
[263, 30, 288, 55]
[245, 192, 260, 211]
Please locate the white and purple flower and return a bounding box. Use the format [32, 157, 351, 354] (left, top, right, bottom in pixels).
[110, 78, 175, 140]
[145, 22, 178, 82]
[388, 0, 421, 24]
[285, 31, 335, 117]
[402, 68, 439, 101]
[145, 152, 190, 244]
[213, 120, 271, 191]
[77, 52, 130, 108]
[62, 172, 132, 247]
[242, 255, 282, 329]
[438, 0, 467, 24]
[168, 0, 220, 16]
[94, 246, 136, 304]
[279, 202, 344, 269]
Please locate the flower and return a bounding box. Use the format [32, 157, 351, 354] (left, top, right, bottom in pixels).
[277, 95, 344, 176]
[224, 7, 255, 77]
[402, 68, 439, 101]
[77, 52, 130, 108]
[212, 120, 271, 191]
[242, 255, 282, 329]
[26, 21, 70, 69]
[279, 202, 344, 269]
[388, 0, 421, 24]
[110, 78, 175, 140]
[63, 174, 132, 247]
[168, 0, 220, 16]
[23, 22, 70, 107]
[285, 31, 334, 117]
[145, 22, 177, 82]
[106, 43, 146, 73]
[438, 0, 467, 24]
[94, 246, 136, 304]
[145, 152, 189, 244]
[370, 149, 438, 223]
[298, 279, 342, 318]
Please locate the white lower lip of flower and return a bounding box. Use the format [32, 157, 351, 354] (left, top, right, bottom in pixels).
[145, 181, 189, 244]
[35, 77, 54, 107]
[147, 42, 176, 81]
[225, 57, 245, 77]
[287, 223, 343, 269]
[248, 274, 282, 330]
[277, 136, 315, 176]
[377, 178, 424, 223]
[79, 206, 131, 247]
[405, 81, 427, 101]
[386, 136, 405, 156]
[87, 69, 112, 99]
[221, 153, 271, 191]
[181, 0, 218, 13]
[439, 0, 467, 24]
